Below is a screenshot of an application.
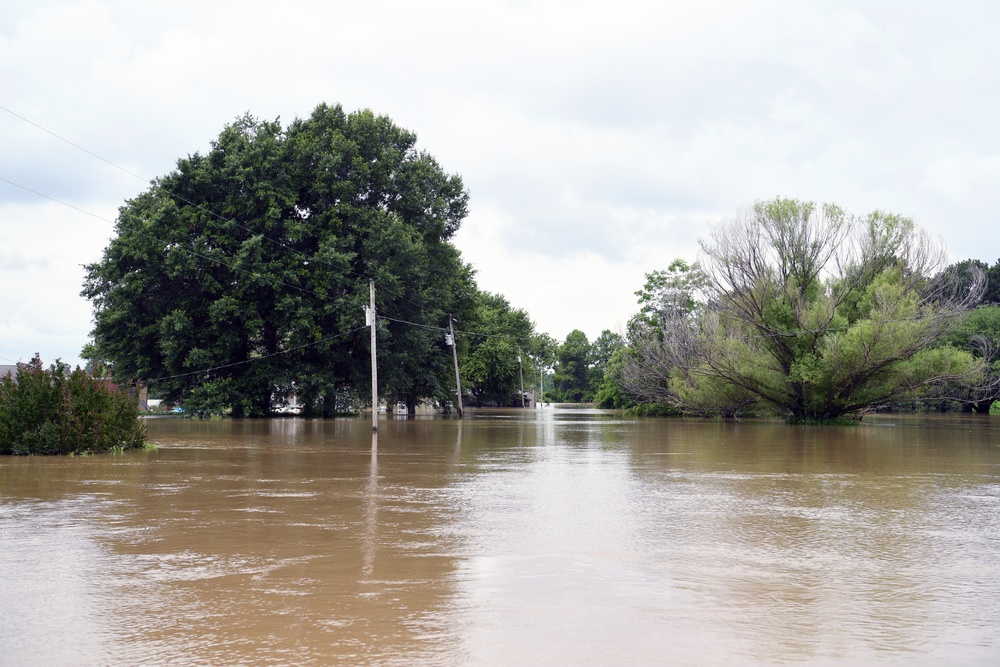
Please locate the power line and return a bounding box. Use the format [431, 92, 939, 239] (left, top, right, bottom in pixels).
[1, 108, 558, 402]
[0, 175, 331, 301]
[0, 104, 435, 312]
[1, 104, 566, 330]
[147, 325, 368, 383]
[1, 107, 558, 346]
[0, 104, 147, 182]
[380, 313, 557, 345]
[0, 175, 116, 224]
[1, 104, 327, 268]
[379, 315, 448, 334]
[2, 173, 552, 357]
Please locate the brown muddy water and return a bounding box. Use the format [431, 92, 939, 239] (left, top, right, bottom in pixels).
[1, 408, 999, 666]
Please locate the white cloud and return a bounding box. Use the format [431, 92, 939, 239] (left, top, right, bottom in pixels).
[455, 209, 648, 342]
[0, 200, 113, 366]
[923, 155, 1000, 204]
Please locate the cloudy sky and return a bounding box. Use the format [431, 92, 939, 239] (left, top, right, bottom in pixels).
[2, 0, 999, 367]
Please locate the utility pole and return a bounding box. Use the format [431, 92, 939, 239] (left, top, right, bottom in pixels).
[367, 280, 378, 432]
[447, 315, 463, 418]
[539, 364, 544, 408]
[518, 348, 525, 408]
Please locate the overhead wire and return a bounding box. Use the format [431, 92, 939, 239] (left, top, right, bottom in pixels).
[2, 108, 477, 319]
[0, 104, 147, 181]
[0, 104, 434, 313]
[0, 104, 338, 271]
[0, 173, 538, 384]
[0, 176, 331, 302]
[1, 172, 556, 382]
[146, 325, 368, 383]
[5, 108, 483, 326]
[379, 314, 552, 345]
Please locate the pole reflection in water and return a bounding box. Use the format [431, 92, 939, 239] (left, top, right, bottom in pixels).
[363, 434, 378, 577]
[0, 411, 998, 666]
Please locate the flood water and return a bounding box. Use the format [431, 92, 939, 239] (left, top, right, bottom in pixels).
[2, 409, 999, 666]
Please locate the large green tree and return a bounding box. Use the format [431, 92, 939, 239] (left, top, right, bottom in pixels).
[626, 198, 984, 420]
[83, 104, 474, 417]
[588, 329, 624, 395]
[551, 330, 592, 402]
[459, 291, 546, 407]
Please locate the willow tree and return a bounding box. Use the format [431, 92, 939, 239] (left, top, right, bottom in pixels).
[637, 198, 984, 420]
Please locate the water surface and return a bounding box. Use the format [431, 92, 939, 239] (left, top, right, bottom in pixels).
[1, 410, 998, 665]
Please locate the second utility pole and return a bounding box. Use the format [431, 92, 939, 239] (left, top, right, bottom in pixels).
[449, 315, 463, 418]
[518, 347, 525, 408]
[369, 280, 378, 432]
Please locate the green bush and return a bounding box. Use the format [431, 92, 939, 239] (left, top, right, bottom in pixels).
[0, 355, 147, 455]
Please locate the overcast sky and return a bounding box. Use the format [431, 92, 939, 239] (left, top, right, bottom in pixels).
[3, 0, 1000, 368]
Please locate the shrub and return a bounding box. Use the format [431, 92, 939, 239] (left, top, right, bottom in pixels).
[0, 355, 147, 455]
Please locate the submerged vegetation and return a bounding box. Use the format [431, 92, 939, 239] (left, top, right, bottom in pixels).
[0, 355, 147, 455]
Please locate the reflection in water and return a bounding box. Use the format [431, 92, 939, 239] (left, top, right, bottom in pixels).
[363, 435, 378, 577]
[0, 411, 998, 665]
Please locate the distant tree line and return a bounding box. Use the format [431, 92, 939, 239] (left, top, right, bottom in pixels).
[539, 329, 625, 404]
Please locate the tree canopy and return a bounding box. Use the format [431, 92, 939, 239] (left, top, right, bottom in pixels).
[459, 291, 550, 407]
[83, 104, 476, 417]
[620, 198, 985, 420]
[630, 259, 708, 340]
[611, 262, 709, 410]
[550, 329, 592, 402]
[545, 329, 625, 403]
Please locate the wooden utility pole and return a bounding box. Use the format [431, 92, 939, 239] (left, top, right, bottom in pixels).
[448, 316, 463, 418]
[518, 348, 525, 408]
[369, 280, 378, 432]
[539, 364, 544, 408]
